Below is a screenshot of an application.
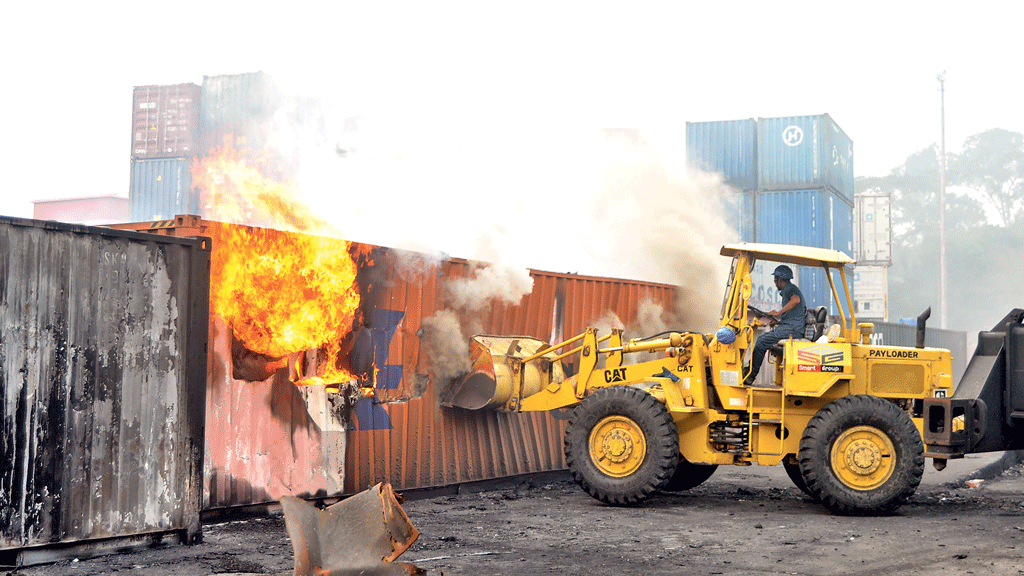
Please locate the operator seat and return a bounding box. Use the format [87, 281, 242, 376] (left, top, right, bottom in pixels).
[769, 306, 828, 358]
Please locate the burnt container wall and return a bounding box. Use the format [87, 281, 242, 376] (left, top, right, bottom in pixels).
[0, 217, 209, 551]
[131, 84, 201, 159]
[686, 119, 758, 191]
[757, 114, 854, 201]
[129, 158, 197, 221]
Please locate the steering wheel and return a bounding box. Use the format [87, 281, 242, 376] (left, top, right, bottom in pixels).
[747, 304, 769, 318]
[747, 304, 777, 326]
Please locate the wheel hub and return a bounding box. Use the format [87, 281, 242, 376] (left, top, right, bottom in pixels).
[830, 425, 895, 491]
[589, 415, 647, 478]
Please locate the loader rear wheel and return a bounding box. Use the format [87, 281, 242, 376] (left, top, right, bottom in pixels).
[565, 386, 679, 506]
[783, 461, 814, 498]
[662, 458, 717, 492]
[799, 395, 924, 515]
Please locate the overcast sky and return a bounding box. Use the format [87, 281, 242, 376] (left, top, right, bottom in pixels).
[2, 1, 1021, 221]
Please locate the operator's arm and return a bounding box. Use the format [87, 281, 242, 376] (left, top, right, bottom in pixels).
[770, 293, 801, 318]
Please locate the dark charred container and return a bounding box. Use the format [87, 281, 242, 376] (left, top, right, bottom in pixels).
[131, 84, 201, 159]
[0, 216, 210, 566]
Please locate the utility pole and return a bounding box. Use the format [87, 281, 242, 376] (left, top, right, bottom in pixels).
[937, 72, 948, 329]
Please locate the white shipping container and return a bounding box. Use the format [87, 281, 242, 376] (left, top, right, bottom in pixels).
[854, 265, 888, 320]
[855, 193, 892, 263]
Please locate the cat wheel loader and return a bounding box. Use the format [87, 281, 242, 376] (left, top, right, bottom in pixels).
[447, 243, 1024, 516]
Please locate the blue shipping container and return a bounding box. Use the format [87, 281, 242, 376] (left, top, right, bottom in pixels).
[722, 190, 755, 242]
[757, 114, 854, 200]
[200, 71, 282, 156]
[129, 158, 198, 221]
[756, 188, 854, 315]
[686, 119, 758, 191]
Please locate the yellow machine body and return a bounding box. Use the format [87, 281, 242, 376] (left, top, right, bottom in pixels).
[457, 243, 955, 477]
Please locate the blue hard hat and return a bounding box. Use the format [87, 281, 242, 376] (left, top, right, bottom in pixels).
[716, 326, 736, 344]
[772, 265, 794, 281]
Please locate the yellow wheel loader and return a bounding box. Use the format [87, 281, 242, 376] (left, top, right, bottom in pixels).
[448, 243, 1024, 516]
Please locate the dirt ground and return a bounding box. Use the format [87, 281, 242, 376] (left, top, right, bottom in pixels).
[7, 459, 1024, 576]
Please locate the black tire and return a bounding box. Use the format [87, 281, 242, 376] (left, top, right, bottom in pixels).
[565, 386, 679, 505]
[798, 395, 924, 515]
[783, 460, 814, 498]
[663, 458, 718, 492]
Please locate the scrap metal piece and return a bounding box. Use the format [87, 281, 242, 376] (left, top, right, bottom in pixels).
[282, 483, 421, 576]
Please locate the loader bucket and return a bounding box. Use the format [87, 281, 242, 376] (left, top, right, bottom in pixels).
[281, 483, 420, 576]
[445, 335, 566, 411]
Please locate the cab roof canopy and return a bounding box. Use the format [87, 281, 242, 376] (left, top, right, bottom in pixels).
[720, 243, 856, 269]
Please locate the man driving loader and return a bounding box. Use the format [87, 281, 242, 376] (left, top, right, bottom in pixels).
[743, 264, 805, 385]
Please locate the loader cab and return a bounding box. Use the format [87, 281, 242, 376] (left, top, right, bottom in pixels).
[711, 243, 863, 393]
[719, 243, 860, 344]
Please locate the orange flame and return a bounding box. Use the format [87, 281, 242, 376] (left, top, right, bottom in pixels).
[193, 140, 362, 386]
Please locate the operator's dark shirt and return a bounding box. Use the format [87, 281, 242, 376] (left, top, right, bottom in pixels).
[777, 282, 806, 331]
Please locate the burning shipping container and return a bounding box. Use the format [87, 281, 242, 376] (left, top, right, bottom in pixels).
[0, 216, 209, 565]
[110, 216, 678, 507]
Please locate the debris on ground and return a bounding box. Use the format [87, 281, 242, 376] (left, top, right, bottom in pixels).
[281, 483, 422, 575]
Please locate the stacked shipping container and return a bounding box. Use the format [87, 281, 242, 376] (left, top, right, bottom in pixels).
[129, 84, 201, 220]
[853, 193, 893, 320]
[687, 114, 855, 314]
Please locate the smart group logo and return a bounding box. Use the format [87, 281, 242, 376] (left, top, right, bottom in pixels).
[796, 344, 845, 373]
[783, 125, 804, 146]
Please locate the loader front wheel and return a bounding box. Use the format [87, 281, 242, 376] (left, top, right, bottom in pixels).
[566, 386, 679, 505]
[799, 395, 924, 515]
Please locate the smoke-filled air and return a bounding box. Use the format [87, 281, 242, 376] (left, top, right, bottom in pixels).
[194, 87, 743, 388]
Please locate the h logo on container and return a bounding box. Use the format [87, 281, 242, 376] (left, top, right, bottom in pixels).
[783, 125, 804, 146]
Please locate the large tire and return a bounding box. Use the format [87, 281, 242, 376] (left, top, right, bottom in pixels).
[783, 460, 814, 498]
[565, 386, 679, 505]
[799, 395, 924, 515]
[663, 458, 718, 492]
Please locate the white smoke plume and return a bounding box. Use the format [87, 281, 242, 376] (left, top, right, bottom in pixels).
[251, 80, 743, 388]
[446, 264, 534, 314]
[418, 309, 471, 385]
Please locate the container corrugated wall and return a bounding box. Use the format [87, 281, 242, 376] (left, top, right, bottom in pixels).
[131, 84, 201, 159]
[757, 114, 854, 200]
[345, 257, 677, 494]
[129, 158, 197, 221]
[755, 188, 854, 314]
[0, 216, 209, 556]
[686, 119, 758, 191]
[111, 218, 677, 507]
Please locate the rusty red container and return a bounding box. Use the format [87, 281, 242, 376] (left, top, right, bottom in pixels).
[110, 217, 679, 507]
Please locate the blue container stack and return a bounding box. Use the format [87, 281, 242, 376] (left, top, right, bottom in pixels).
[686, 114, 855, 314]
[129, 84, 201, 221]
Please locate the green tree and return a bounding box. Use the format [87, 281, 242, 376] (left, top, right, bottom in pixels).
[950, 128, 1024, 226]
[857, 145, 986, 252]
[855, 136, 1024, 334]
